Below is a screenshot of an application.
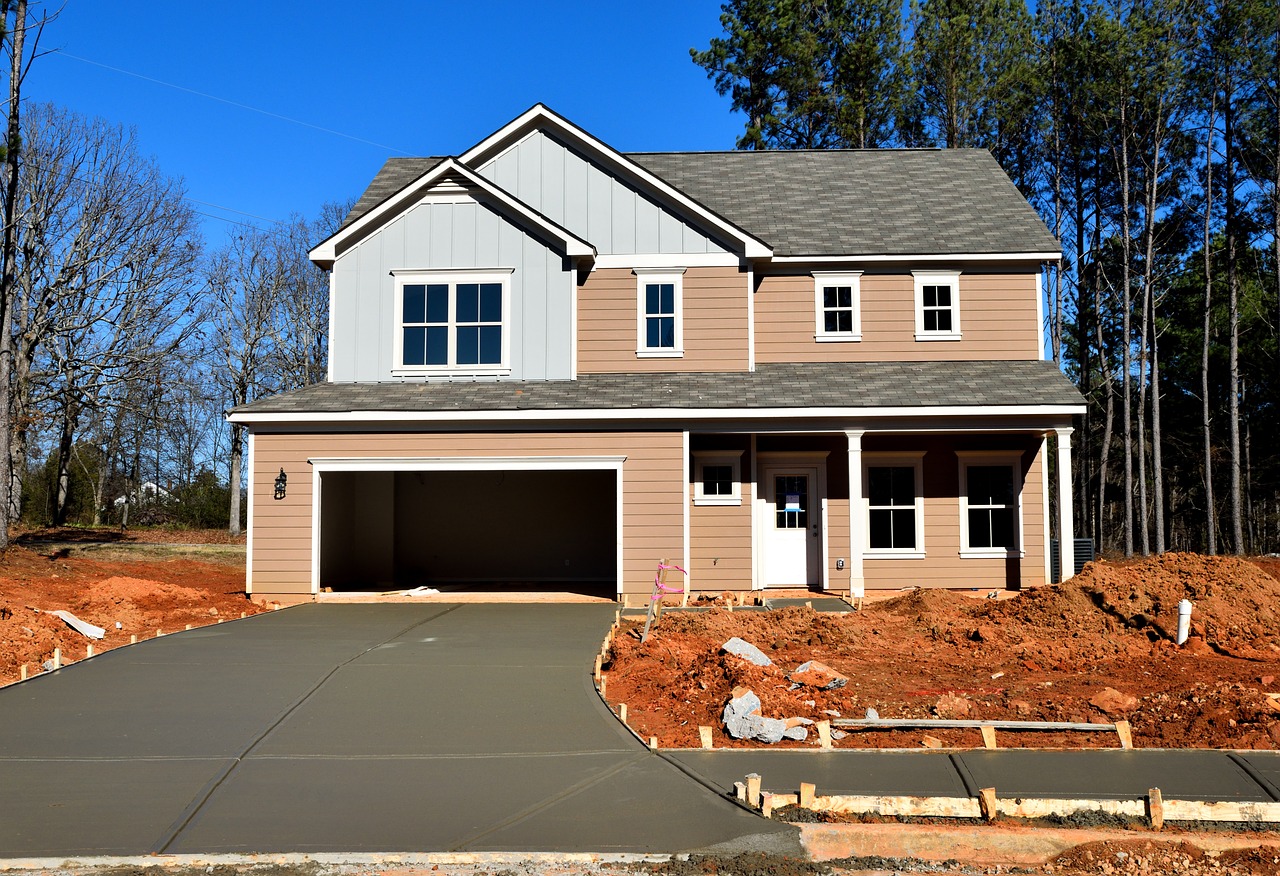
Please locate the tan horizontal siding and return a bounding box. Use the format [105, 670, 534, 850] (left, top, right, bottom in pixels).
[578, 266, 748, 372]
[755, 272, 1040, 363]
[861, 435, 1046, 591]
[250, 430, 684, 597]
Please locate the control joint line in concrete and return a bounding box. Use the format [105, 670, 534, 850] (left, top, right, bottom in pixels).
[149, 604, 465, 854]
[448, 750, 651, 851]
[1228, 754, 1280, 801]
[949, 752, 981, 797]
[656, 750, 760, 816]
[246, 749, 637, 761]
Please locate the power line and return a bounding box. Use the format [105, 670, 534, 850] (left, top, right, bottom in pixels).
[51, 49, 412, 156]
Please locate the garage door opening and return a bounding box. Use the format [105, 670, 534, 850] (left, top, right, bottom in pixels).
[318, 467, 618, 600]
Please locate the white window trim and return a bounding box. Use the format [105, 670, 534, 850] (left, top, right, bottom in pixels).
[693, 450, 744, 506]
[391, 269, 514, 377]
[863, 451, 925, 559]
[957, 450, 1024, 559]
[635, 267, 686, 358]
[813, 271, 863, 342]
[913, 270, 962, 341]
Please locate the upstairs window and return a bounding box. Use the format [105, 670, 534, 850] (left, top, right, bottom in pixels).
[913, 270, 962, 341]
[635, 268, 685, 357]
[813, 272, 862, 342]
[394, 270, 511, 375]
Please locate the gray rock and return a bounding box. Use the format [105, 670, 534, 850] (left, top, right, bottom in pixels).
[723, 690, 789, 743]
[721, 637, 772, 666]
[783, 725, 808, 741]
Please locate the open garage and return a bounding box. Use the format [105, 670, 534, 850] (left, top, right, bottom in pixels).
[317, 464, 619, 598]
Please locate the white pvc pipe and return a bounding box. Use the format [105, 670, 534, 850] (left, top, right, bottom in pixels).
[1177, 599, 1193, 645]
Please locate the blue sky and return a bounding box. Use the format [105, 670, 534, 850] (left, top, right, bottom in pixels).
[28, 1, 743, 246]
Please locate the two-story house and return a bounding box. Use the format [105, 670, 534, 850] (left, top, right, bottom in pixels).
[230, 105, 1085, 605]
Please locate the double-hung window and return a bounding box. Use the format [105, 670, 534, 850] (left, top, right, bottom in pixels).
[864, 453, 924, 557]
[636, 268, 685, 357]
[814, 272, 862, 342]
[958, 452, 1022, 557]
[394, 270, 512, 375]
[913, 270, 962, 341]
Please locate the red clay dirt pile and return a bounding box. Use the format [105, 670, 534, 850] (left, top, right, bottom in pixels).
[605, 553, 1280, 750]
[0, 533, 264, 685]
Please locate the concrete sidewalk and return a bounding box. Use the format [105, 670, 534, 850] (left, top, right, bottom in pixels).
[670, 748, 1280, 805]
[0, 604, 797, 858]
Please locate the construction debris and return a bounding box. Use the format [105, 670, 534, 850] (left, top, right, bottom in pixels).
[723, 687, 808, 743]
[720, 636, 772, 666]
[789, 659, 848, 689]
[46, 610, 105, 640]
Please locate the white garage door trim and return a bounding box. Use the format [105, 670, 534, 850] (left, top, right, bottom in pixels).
[309, 455, 627, 597]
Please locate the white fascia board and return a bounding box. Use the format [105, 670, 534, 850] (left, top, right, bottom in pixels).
[308, 157, 596, 265]
[768, 252, 1063, 265]
[594, 252, 740, 270]
[230, 403, 1086, 426]
[458, 104, 773, 260]
[308, 455, 626, 472]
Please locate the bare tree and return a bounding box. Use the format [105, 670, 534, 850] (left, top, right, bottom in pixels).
[11, 102, 203, 524]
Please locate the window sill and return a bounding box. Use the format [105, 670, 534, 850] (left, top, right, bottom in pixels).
[694, 496, 742, 507]
[959, 549, 1024, 560]
[391, 367, 512, 378]
[915, 332, 963, 342]
[636, 349, 685, 359]
[815, 333, 862, 343]
[864, 550, 926, 560]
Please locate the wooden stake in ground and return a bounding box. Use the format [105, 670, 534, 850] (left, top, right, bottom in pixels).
[799, 782, 816, 809]
[699, 725, 714, 749]
[1147, 787, 1164, 830]
[981, 725, 998, 749]
[817, 720, 832, 750]
[746, 773, 762, 808]
[618, 703, 628, 724]
[1116, 719, 1134, 749]
[978, 787, 997, 821]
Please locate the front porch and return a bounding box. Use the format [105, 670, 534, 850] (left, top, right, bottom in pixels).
[686, 425, 1076, 596]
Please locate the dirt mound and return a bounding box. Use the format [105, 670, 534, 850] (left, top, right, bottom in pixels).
[658, 606, 853, 649]
[75, 576, 209, 615]
[1051, 839, 1280, 875]
[1073, 554, 1280, 654]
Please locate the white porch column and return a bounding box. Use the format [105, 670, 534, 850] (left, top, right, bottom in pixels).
[846, 430, 865, 598]
[1056, 427, 1075, 581]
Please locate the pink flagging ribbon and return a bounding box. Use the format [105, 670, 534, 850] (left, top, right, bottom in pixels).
[652, 563, 687, 599]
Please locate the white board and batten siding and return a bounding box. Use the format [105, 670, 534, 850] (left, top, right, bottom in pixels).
[329, 199, 575, 382]
[475, 129, 733, 258]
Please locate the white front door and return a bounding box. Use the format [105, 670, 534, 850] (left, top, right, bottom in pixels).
[761, 466, 820, 587]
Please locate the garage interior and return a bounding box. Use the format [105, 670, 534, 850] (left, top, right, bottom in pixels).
[318, 469, 617, 599]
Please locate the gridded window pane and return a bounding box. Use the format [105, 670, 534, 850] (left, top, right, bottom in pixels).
[403, 285, 426, 324]
[457, 284, 479, 323]
[403, 326, 425, 365]
[966, 465, 1015, 550]
[868, 466, 917, 550]
[703, 464, 733, 496]
[424, 326, 448, 365]
[775, 475, 808, 529]
[456, 326, 479, 365]
[425, 285, 449, 324]
[922, 284, 953, 332]
[645, 283, 676, 317]
[821, 284, 855, 335]
[479, 283, 502, 322]
[478, 325, 501, 364]
[659, 283, 675, 314]
[968, 466, 1013, 505]
[647, 315, 675, 349]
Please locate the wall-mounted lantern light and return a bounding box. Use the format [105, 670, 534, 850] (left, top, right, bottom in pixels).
[273, 468, 287, 500]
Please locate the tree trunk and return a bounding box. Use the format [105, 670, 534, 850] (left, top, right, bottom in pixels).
[53, 408, 74, 525]
[1202, 93, 1217, 555]
[1225, 86, 1244, 556]
[228, 423, 243, 536]
[1118, 98, 1135, 557]
[0, 0, 27, 550]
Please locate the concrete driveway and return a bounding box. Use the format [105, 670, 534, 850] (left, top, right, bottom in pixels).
[0, 603, 798, 858]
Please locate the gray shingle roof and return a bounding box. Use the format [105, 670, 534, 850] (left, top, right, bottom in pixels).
[340, 157, 444, 231]
[336, 149, 1059, 258]
[232, 361, 1082, 417]
[629, 149, 1059, 257]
